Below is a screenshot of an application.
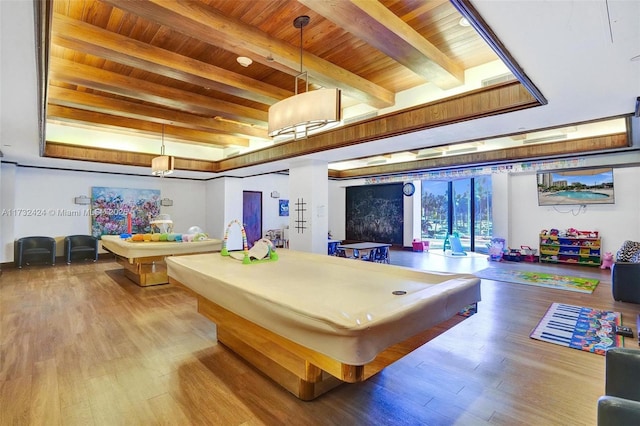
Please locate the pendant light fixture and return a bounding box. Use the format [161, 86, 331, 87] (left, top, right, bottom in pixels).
[268, 15, 342, 140]
[151, 124, 174, 177]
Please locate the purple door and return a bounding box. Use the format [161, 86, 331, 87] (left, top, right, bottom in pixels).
[242, 191, 262, 248]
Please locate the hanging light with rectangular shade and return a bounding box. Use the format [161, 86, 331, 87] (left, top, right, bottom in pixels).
[151, 124, 174, 177]
[268, 16, 341, 140]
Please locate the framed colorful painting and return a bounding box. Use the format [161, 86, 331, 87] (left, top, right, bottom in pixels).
[91, 187, 161, 237]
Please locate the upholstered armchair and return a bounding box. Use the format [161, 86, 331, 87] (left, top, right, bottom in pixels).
[611, 262, 640, 304]
[64, 235, 99, 264]
[598, 348, 640, 425]
[611, 240, 640, 304]
[14, 236, 56, 268]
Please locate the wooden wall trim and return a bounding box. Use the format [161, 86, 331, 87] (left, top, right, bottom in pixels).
[330, 133, 630, 179]
[44, 142, 217, 173]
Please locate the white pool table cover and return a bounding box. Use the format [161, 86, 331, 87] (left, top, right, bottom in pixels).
[167, 250, 481, 365]
[101, 235, 222, 258]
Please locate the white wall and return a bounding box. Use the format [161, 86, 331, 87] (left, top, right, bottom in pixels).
[491, 173, 510, 244]
[242, 174, 290, 234]
[0, 166, 291, 262]
[328, 163, 640, 255]
[288, 160, 328, 254]
[205, 177, 227, 241]
[509, 167, 640, 255]
[1, 164, 207, 261]
[328, 177, 366, 241]
[4, 159, 640, 263]
[205, 174, 290, 251]
[408, 180, 421, 244]
[0, 164, 15, 263]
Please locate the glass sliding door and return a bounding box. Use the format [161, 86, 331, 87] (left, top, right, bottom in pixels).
[421, 176, 493, 252]
[452, 179, 471, 251]
[474, 175, 493, 254]
[420, 181, 449, 249]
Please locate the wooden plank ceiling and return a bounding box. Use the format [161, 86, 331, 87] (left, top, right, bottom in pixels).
[43, 0, 515, 174]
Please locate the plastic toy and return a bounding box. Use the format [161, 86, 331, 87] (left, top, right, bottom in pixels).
[487, 237, 505, 261]
[601, 252, 614, 270]
[221, 219, 278, 264]
[504, 248, 522, 262]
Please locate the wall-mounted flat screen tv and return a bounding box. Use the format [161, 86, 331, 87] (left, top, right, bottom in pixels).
[537, 167, 615, 206]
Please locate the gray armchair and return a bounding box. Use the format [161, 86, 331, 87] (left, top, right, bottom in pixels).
[611, 262, 640, 304]
[14, 236, 56, 268]
[598, 348, 640, 425]
[64, 235, 99, 264]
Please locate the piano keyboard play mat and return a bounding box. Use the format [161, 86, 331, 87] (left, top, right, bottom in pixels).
[530, 302, 622, 355]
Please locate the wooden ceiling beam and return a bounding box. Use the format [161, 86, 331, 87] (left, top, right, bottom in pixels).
[51, 13, 292, 106]
[47, 105, 251, 147]
[100, 0, 395, 108]
[49, 57, 268, 125]
[47, 86, 268, 139]
[299, 0, 464, 89]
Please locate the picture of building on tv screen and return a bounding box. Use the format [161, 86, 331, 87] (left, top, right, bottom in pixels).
[537, 167, 615, 206]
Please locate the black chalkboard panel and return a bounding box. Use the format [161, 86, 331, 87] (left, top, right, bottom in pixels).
[345, 183, 403, 244]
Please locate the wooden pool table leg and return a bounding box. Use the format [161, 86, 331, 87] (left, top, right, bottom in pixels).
[116, 255, 168, 286]
[215, 325, 344, 400]
[170, 277, 471, 400]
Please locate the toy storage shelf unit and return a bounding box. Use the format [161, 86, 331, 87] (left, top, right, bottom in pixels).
[539, 231, 601, 267]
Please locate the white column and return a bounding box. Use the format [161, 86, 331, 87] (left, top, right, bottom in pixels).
[0, 164, 16, 263]
[492, 173, 510, 245]
[288, 159, 328, 254]
[403, 180, 421, 248]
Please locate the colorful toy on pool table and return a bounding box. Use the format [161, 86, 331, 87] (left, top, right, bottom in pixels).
[220, 219, 251, 264]
[220, 219, 278, 264]
[182, 233, 208, 242]
[601, 252, 614, 270]
[193, 232, 208, 241]
[126, 232, 209, 242]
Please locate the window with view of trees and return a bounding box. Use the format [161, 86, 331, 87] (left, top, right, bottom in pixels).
[421, 176, 493, 252]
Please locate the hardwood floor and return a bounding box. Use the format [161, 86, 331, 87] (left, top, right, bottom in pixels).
[1, 251, 638, 425]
